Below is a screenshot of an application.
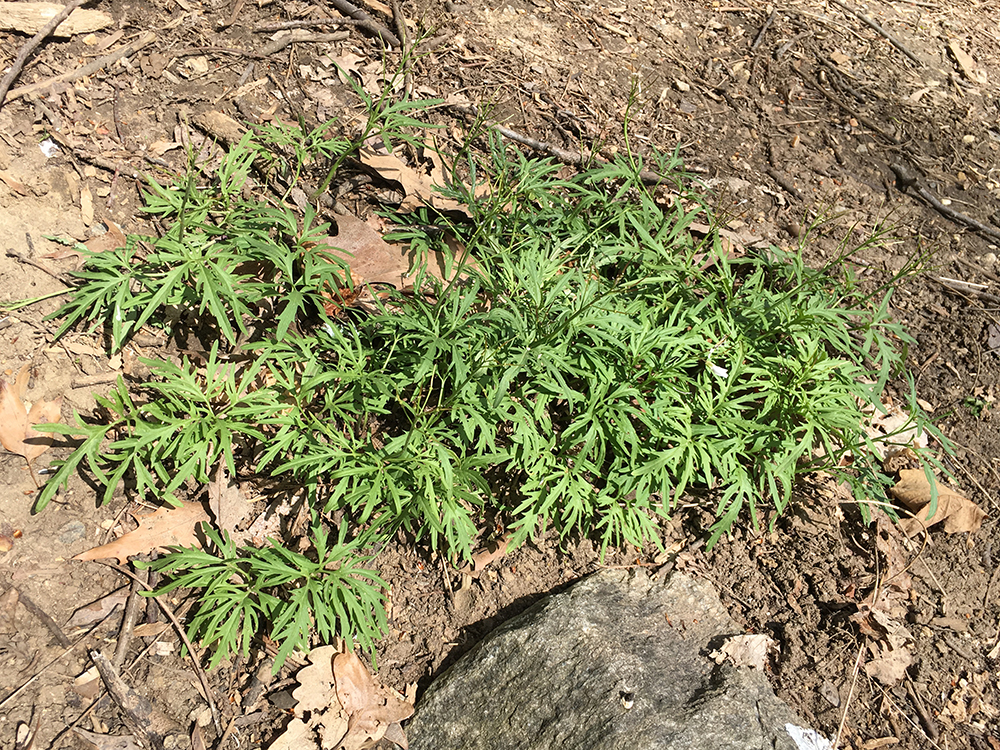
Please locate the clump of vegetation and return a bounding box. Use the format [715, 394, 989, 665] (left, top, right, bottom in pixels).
[36, 91, 940, 668]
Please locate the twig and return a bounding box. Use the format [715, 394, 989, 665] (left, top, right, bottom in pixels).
[220, 0, 246, 29]
[810, 78, 899, 143]
[750, 9, 776, 52]
[91, 650, 182, 750]
[827, 0, 922, 67]
[5, 247, 73, 286]
[2, 584, 71, 648]
[440, 555, 454, 604]
[113, 573, 145, 670]
[985, 559, 1000, 609]
[765, 167, 802, 200]
[0, 0, 86, 110]
[253, 17, 386, 32]
[954, 255, 1000, 285]
[5, 31, 157, 103]
[391, 0, 412, 95]
[935, 276, 1000, 305]
[71, 371, 122, 389]
[449, 103, 669, 186]
[831, 644, 863, 750]
[904, 676, 939, 741]
[51, 636, 162, 749]
[103, 561, 222, 733]
[328, 0, 401, 48]
[891, 162, 1000, 244]
[45, 130, 144, 177]
[259, 30, 350, 56]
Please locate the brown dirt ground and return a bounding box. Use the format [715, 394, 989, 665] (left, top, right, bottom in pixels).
[1, 0, 1000, 749]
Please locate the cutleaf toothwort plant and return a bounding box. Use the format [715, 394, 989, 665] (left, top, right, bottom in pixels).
[36, 106, 943, 668]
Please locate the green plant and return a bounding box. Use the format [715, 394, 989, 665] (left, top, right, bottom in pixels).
[142, 522, 387, 670]
[36, 112, 945, 668]
[37, 345, 280, 509]
[961, 396, 990, 419]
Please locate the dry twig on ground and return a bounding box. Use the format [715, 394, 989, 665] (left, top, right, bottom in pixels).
[0, 0, 85, 109]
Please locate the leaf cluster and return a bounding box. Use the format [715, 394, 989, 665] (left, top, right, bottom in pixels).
[142, 523, 386, 670]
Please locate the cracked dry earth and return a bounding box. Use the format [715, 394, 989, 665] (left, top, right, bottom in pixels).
[2, 0, 1000, 748]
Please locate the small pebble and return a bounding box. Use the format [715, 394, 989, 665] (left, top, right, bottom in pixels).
[818, 681, 840, 708]
[58, 520, 86, 545]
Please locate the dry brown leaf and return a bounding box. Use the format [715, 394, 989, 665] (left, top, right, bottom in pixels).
[360, 147, 470, 215]
[191, 724, 207, 750]
[22, 396, 63, 462]
[941, 671, 998, 727]
[0, 171, 29, 195]
[0, 381, 28, 456]
[43, 221, 127, 263]
[74, 502, 210, 564]
[286, 645, 349, 749]
[863, 402, 927, 459]
[709, 633, 774, 670]
[334, 651, 377, 715]
[866, 511, 912, 618]
[326, 215, 475, 296]
[948, 40, 987, 84]
[67, 587, 129, 628]
[328, 51, 366, 85]
[275, 646, 413, 750]
[864, 641, 912, 686]
[0, 365, 63, 463]
[85, 220, 127, 254]
[855, 603, 914, 685]
[80, 184, 94, 226]
[328, 215, 412, 289]
[889, 469, 985, 535]
[458, 537, 509, 579]
[268, 718, 316, 750]
[207, 462, 252, 541]
[292, 645, 341, 713]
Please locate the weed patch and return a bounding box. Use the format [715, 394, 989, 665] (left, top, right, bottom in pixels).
[36, 114, 941, 668]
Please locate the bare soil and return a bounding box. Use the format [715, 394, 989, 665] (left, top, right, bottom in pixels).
[1, 1, 999, 749]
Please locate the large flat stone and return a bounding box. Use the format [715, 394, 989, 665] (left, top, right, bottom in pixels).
[406, 568, 828, 750]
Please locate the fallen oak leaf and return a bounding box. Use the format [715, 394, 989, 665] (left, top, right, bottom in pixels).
[85, 220, 128, 254]
[334, 650, 378, 715]
[863, 640, 913, 686]
[334, 651, 413, 750]
[74, 502, 210, 564]
[359, 147, 471, 216]
[21, 396, 63, 462]
[206, 461, 253, 543]
[43, 221, 127, 263]
[328, 214, 413, 290]
[287, 645, 349, 749]
[275, 646, 413, 750]
[889, 468, 985, 535]
[0, 365, 63, 463]
[458, 537, 509, 579]
[709, 633, 774, 670]
[325, 214, 477, 294]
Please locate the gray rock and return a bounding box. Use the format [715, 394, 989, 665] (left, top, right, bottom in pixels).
[406, 569, 827, 750]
